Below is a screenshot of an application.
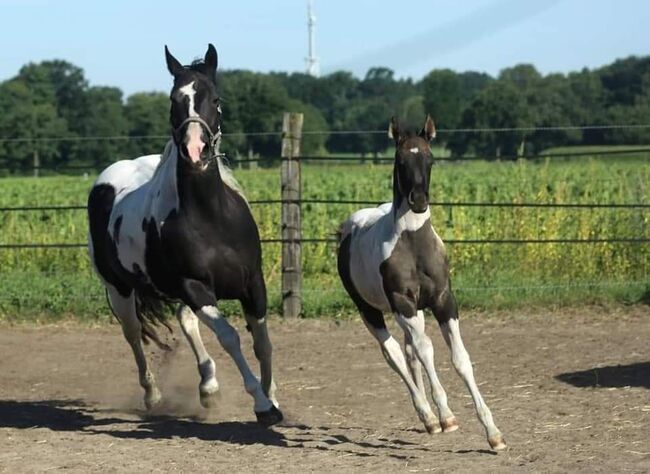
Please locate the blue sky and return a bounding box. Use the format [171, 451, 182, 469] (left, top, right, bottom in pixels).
[1, 0, 648, 96]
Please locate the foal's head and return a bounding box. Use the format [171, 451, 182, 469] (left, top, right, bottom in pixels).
[389, 115, 436, 214]
[165, 44, 222, 168]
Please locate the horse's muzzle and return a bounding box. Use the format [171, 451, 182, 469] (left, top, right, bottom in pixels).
[408, 190, 429, 213]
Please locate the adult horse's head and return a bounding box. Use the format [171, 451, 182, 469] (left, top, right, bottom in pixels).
[389, 115, 436, 214]
[165, 44, 222, 168]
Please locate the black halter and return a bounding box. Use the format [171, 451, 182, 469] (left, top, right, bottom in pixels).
[174, 116, 225, 165]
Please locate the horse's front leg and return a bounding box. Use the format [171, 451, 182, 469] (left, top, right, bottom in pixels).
[181, 279, 282, 426]
[176, 305, 219, 408]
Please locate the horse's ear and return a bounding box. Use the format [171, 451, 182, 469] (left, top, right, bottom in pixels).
[204, 44, 218, 75]
[165, 45, 184, 77]
[420, 114, 436, 142]
[388, 116, 400, 143]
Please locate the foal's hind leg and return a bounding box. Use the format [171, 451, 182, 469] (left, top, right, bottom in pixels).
[176, 305, 219, 408]
[433, 290, 506, 450]
[107, 285, 161, 410]
[361, 311, 439, 434]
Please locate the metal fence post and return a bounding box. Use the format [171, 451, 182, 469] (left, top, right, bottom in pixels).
[281, 112, 303, 318]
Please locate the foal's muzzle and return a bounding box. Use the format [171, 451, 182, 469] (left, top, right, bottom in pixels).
[408, 190, 429, 213]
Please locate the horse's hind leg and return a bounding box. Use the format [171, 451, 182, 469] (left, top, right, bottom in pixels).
[106, 285, 161, 410]
[433, 289, 506, 450]
[176, 305, 219, 408]
[242, 275, 278, 408]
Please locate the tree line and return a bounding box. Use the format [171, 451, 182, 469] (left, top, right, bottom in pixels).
[0, 55, 649, 170]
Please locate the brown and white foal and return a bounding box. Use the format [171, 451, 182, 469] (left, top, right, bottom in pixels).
[337, 115, 506, 450]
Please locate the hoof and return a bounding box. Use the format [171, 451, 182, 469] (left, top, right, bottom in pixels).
[199, 391, 218, 409]
[488, 434, 507, 451]
[144, 390, 162, 411]
[199, 380, 219, 409]
[255, 405, 284, 427]
[424, 417, 442, 434]
[440, 417, 459, 433]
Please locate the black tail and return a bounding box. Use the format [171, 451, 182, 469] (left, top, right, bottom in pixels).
[134, 289, 175, 351]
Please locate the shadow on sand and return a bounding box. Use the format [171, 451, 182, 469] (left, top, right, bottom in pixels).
[0, 399, 444, 460]
[556, 361, 650, 389]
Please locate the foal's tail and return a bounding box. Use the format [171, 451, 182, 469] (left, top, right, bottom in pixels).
[134, 290, 175, 351]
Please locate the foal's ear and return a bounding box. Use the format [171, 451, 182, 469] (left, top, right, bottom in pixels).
[388, 116, 400, 143]
[203, 43, 219, 79]
[420, 114, 436, 142]
[165, 45, 184, 77]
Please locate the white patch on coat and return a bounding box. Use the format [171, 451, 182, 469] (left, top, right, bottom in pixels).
[409, 147, 419, 154]
[342, 201, 431, 312]
[94, 143, 180, 276]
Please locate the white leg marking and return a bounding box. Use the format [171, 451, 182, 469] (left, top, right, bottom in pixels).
[176, 305, 219, 402]
[363, 320, 437, 433]
[196, 305, 273, 413]
[107, 286, 161, 409]
[245, 314, 279, 408]
[440, 318, 505, 448]
[397, 311, 456, 429]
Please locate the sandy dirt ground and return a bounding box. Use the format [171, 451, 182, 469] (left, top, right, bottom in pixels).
[0, 306, 649, 473]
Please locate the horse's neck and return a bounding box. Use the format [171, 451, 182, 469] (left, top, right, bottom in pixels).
[175, 150, 226, 212]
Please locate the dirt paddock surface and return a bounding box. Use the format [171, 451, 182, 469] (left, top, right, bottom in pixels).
[1, 306, 649, 473]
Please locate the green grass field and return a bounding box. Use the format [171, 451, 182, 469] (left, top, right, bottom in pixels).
[0, 156, 648, 321]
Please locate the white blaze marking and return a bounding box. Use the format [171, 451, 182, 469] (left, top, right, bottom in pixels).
[410, 147, 419, 154]
[179, 81, 204, 163]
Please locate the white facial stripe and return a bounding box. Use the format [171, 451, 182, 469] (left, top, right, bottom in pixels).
[410, 147, 419, 154]
[179, 82, 198, 117]
[179, 81, 204, 162]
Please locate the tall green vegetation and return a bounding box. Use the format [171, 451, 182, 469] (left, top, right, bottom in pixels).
[0, 157, 647, 320]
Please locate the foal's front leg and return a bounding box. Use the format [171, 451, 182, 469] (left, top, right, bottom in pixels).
[396, 310, 458, 433]
[361, 313, 439, 434]
[176, 305, 219, 408]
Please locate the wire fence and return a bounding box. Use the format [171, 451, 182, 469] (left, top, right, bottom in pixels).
[2, 146, 650, 172]
[2, 122, 650, 144]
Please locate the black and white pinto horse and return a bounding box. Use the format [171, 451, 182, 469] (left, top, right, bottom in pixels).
[87, 45, 282, 426]
[337, 116, 506, 450]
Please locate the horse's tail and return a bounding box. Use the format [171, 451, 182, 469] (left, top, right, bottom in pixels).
[134, 289, 175, 351]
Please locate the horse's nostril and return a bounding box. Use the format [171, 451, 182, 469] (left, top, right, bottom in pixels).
[408, 190, 415, 205]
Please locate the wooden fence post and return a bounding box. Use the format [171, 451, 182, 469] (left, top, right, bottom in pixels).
[281, 112, 304, 318]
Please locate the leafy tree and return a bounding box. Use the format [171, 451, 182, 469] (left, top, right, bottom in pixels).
[219, 71, 290, 159]
[80, 87, 128, 166]
[449, 81, 529, 157]
[0, 80, 67, 170]
[286, 99, 329, 155]
[422, 69, 462, 131]
[124, 92, 170, 157]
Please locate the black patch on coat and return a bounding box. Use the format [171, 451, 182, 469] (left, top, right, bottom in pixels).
[379, 223, 458, 324]
[337, 234, 386, 329]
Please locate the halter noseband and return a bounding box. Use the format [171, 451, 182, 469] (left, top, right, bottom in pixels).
[174, 116, 225, 164]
